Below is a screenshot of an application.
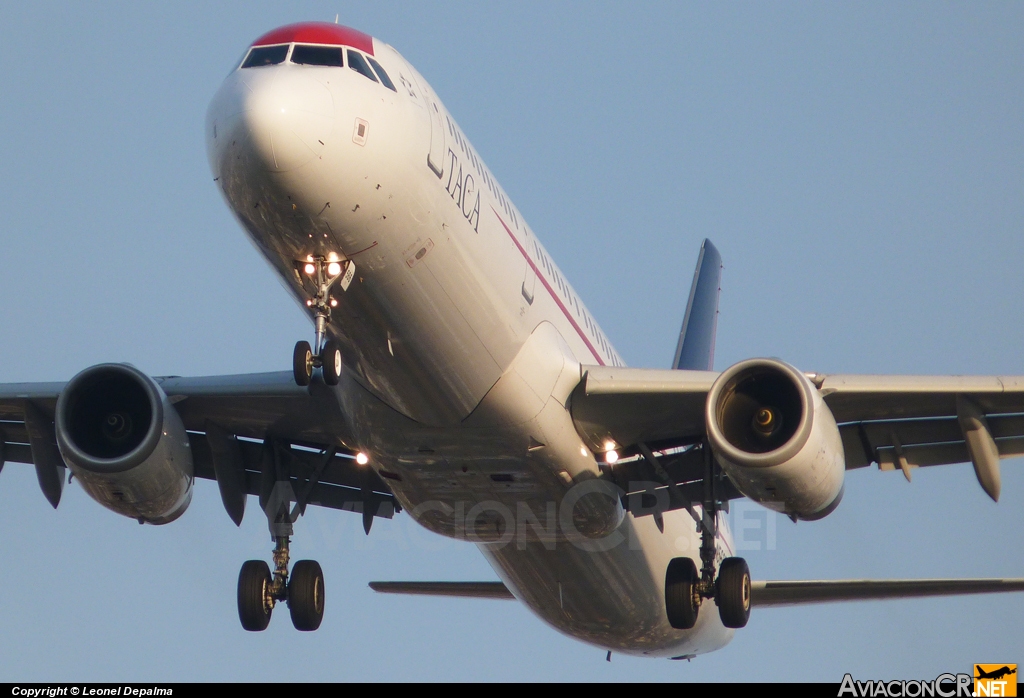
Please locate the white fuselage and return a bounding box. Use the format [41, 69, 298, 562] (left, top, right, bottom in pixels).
[207, 30, 735, 658]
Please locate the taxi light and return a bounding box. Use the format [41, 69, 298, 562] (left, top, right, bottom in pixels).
[355, 452, 369, 465]
[330, 298, 338, 307]
[304, 263, 316, 275]
[327, 262, 342, 277]
[605, 450, 618, 464]
[306, 300, 313, 306]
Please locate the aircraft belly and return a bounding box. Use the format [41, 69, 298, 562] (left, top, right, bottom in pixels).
[343, 322, 610, 539]
[346, 363, 736, 656]
[480, 510, 735, 657]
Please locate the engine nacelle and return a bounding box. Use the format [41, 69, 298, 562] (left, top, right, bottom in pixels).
[55, 364, 194, 524]
[705, 358, 845, 520]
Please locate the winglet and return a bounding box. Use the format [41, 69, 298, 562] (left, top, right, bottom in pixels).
[672, 239, 723, 371]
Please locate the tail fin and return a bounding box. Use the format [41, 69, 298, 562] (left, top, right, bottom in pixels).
[672, 239, 722, 371]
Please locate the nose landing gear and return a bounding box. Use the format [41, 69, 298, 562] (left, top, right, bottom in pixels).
[292, 255, 351, 387]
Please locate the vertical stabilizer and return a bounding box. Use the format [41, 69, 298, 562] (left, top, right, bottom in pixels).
[672, 239, 722, 371]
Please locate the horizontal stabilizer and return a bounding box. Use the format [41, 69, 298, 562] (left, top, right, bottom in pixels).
[368, 581, 514, 600]
[752, 578, 1024, 608]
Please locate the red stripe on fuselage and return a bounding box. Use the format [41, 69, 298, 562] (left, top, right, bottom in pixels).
[492, 208, 605, 366]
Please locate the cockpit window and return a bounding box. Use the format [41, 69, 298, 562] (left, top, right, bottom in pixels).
[241, 44, 289, 68]
[366, 57, 397, 92]
[347, 50, 378, 83]
[291, 44, 344, 67]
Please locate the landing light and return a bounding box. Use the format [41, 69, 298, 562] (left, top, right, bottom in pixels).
[327, 262, 342, 277]
[605, 450, 618, 464]
[330, 298, 338, 307]
[355, 452, 369, 465]
[304, 263, 316, 275]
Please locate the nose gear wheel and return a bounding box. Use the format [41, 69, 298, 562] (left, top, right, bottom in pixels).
[293, 341, 313, 386]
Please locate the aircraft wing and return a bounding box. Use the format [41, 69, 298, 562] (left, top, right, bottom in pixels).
[366, 578, 1024, 606]
[571, 367, 1024, 503]
[750, 578, 1024, 607]
[368, 581, 515, 599]
[0, 372, 397, 527]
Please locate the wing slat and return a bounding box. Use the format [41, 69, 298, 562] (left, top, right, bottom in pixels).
[820, 374, 1024, 422]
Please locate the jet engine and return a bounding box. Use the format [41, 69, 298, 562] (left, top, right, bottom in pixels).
[55, 364, 194, 524]
[705, 358, 845, 520]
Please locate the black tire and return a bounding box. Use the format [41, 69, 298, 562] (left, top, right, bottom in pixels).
[665, 557, 700, 630]
[716, 557, 751, 629]
[238, 560, 273, 631]
[321, 340, 342, 386]
[293, 341, 313, 386]
[288, 560, 325, 631]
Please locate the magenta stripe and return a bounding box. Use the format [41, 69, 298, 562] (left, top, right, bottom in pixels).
[492, 208, 604, 366]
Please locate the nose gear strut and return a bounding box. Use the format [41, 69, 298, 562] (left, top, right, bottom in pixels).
[292, 255, 351, 387]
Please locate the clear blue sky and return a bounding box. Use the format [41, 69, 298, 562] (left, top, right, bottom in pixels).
[0, 1, 1021, 682]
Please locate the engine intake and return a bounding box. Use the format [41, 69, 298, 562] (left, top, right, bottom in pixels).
[55, 364, 193, 524]
[706, 358, 845, 520]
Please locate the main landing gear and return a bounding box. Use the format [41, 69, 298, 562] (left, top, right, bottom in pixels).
[664, 443, 752, 631]
[292, 255, 348, 387]
[238, 536, 325, 632]
[665, 555, 750, 630]
[238, 447, 327, 632]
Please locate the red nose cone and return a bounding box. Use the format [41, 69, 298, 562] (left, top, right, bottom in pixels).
[251, 22, 374, 55]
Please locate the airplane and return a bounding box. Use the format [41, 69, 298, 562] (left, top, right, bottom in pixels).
[0, 20, 1022, 660]
[975, 666, 1016, 681]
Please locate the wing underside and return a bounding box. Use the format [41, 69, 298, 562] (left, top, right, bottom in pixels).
[366, 578, 1024, 607]
[0, 372, 396, 525]
[368, 581, 515, 599]
[570, 367, 1024, 507]
[750, 578, 1024, 607]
